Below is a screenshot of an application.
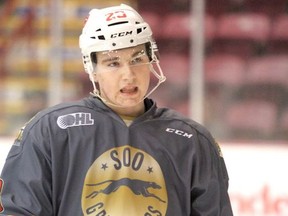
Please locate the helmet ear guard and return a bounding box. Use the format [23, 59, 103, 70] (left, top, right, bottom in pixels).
[145, 41, 160, 62]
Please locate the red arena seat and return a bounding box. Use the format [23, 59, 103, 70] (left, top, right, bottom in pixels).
[225, 100, 277, 135]
[161, 13, 216, 40]
[160, 53, 189, 86]
[216, 13, 271, 42]
[270, 14, 288, 40]
[205, 54, 246, 87]
[246, 55, 288, 86]
[245, 0, 288, 15]
[140, 12, 161, 38]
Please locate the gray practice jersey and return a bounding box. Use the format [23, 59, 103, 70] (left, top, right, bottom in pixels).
[0, 97, 233, 216]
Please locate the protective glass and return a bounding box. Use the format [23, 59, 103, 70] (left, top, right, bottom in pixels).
[90, 46, 166, 104]
[95, 49, 155, 74]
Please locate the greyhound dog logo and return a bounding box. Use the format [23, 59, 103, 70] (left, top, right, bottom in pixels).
[86, 178, 166, 203]
[81, 145, 168, 215]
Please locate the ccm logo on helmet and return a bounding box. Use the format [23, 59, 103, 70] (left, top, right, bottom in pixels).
[111, 31, 133, 38]
[166, 128, 193, 138]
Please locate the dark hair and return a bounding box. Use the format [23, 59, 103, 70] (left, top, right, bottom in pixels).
[91, 52, 97, 64]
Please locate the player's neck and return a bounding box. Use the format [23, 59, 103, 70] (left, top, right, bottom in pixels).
[111, 102, 145, 118]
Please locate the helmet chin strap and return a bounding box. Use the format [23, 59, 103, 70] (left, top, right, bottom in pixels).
[89, 62, 166, 108]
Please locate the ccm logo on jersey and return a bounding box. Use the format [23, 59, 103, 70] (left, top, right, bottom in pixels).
[166, 128, 193, 138]
[57, 112, 94, 129]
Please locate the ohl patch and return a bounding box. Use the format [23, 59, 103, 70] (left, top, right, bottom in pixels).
[81, 145, 168, 215]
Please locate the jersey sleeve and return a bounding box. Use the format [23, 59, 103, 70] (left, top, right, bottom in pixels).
[0, 119, 53, 215]
[190, 133, 233, 216]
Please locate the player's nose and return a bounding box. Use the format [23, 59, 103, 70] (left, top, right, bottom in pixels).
[121, 63, 136, 79]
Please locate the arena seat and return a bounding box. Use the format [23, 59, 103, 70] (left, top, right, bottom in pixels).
[205, 0, 231, 16]
[137, 0, 167, 14]
[140, 12, 161, 38]
[159, 53, 189, 86]
[225, 100, 278, 136]
[239, 55, 288, 107]
[270, 14, 288, 40]
[215, 13, 271, 41]
[161, 13, 216, 40]
[246, 55, 288, 86]
[245, 0, 288, 15]
[268, 14, 288, 54]
[204, 54, 246, 87]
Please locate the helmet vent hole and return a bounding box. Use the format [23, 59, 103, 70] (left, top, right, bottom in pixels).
[137, 28, 142, 34]
[130, 39, 134, 43]
[98, 35, 105, 40]
[95, 28, 101, 32]
[112, 43, 116, 46]
[108, 21, 128, 26]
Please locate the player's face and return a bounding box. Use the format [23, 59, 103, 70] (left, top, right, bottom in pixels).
[93, 44, 151, 113]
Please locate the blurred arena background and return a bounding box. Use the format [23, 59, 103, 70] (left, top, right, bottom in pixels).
[0, 0, 288, 215]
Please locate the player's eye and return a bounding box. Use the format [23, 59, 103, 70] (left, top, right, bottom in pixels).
[130, 57, 144, 65]
[107, 61, 120, 68]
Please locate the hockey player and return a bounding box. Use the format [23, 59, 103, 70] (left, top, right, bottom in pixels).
[0, 4, 233, 216]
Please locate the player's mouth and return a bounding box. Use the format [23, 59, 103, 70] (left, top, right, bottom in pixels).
[120, 86, 138, 95]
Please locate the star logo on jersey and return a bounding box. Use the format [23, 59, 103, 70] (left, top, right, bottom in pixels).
[13, 117, 34, 147]
[0, 178, 4, 213]
[13, 125, 25, 147]
[81, 145, 168, 215]
[213, 138, 223, 157]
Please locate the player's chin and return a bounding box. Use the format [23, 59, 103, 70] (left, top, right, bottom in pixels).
[119, 98, 142, 107]
[117, 95, 144, 107]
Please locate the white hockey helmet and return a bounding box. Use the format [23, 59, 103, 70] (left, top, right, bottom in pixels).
[80, 4, 157, 74]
